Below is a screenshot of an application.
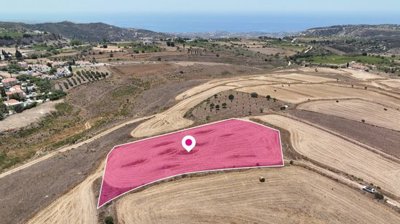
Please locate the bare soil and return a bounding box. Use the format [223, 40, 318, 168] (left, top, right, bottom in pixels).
[116, 166, 400, 224]
[0, 100, 62, 132]
[0, 121, 143, 224]
[291, 110, 400, 159]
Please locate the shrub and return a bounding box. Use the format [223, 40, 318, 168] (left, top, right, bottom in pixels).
[250, 92, 258, 98]
[374, 192, 384, 200]
[266, 95, 271, 101]
[25, 102, 37, 110]
[104, 216, 114, 224]
[49, 90, 67, 101]
[14, 104, 24, 113]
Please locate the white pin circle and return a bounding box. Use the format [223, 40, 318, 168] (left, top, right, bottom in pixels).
[182, 135, 196, 152]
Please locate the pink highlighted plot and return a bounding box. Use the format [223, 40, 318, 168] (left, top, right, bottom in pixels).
[98, 119, 283, 207]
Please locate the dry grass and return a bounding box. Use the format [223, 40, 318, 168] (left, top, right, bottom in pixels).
[378, 79, 400, 89]
[238, 83, 400, 108]
[340, 69, 384, 80]
[298, 99, 400, 131]
[0, 100, 63, 132]
[116, 166, 400, 224]
[254, 114, 400, 197]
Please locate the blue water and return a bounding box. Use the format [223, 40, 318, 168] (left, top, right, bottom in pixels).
[2, 12, 400, 33]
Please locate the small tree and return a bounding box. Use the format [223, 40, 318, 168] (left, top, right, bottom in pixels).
[15, 50, 23, 60]
[266, 95, 271, 101]
[210, 103, 215, 110]
[228, 94, 234, 102]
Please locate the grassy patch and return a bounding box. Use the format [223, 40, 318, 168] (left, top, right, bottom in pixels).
[0, 30, 23, 39]
[266, 40, 306, 51]
[0, 102, 83, 172]
[305, 55, 392, 65]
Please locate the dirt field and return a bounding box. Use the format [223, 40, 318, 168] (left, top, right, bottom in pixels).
[27, 163, 103, 224]
[100, 119, 283, 207]
[291, 110, 400, 158]
[4, 64, 400, 223]
[340, 68, 384, 80]
[116, 166, 400, 224]
[274, 73, 337, 83]
[378, 79, 400, 89]
[239, 83, 400, 108]
[0, 119, 146, 224]
[0, 100, 63, 132]
[297, 99, 400, 131]
[255, 114, 400, 197]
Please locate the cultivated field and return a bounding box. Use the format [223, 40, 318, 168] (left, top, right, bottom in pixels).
[298, 99, 400, 131]
[274, 73, 337, 83]
[341, 68, 384, 80]
[3, 64, 400, 223]
[255, 114, 400, 197]
[239, 83, 400, 108]
[116, 166, 400, 224]
[379, 79, 400, 89]
[100, 119, 282, 207]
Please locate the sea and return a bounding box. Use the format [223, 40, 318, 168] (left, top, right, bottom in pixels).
[2, 12, 400, 33]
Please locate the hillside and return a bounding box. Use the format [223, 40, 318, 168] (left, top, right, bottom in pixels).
[301, 24, 400, 38]
[29, 21, 168, 42]
[0, 21, 168, 44]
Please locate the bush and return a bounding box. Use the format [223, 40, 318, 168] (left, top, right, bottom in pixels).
[14, 104, 24, 113]
[374, 192, 384, 200]
[25, 102, 37, 110]
[104, 216, 114, 224]
[250, 92, 258, 98]
[49, 90, 67, 101]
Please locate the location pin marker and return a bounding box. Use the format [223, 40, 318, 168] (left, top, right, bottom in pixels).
[182, 135, 196, 152]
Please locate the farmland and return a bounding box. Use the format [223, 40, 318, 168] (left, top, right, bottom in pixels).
[1, 32, 400, 224]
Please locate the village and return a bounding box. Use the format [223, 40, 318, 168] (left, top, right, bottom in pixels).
[0, 48, 95, 120]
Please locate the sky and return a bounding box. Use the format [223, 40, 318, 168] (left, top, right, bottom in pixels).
[1, 0, 400, 14]
[1, 0, 399, 32]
